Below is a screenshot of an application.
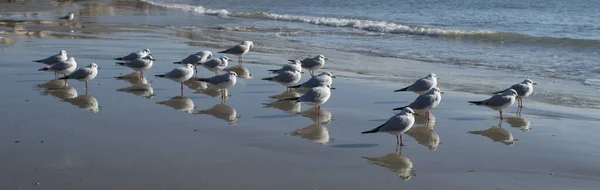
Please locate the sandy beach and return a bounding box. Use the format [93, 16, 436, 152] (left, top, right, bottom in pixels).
[1, 1, 600, 189]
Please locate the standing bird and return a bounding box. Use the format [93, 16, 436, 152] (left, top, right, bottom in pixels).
[284, 84, 332, 115]
[59, 63, 99, 89]
[468, 89, 518, 119]
[114, 49, 152, 62]
[268, 60, 303, 74]
[262, 70, 302, 91]
[33, 50, 68, 79]
[59, 13, 74, 25]
[361, 107, 418, 146]
[200, 56, 230, 75]
[38, 57, 77, 80]
[155, 64, 195, 93]
[492, 79, 536, 107]
[292, 54, 327, 76]
[289, 71, 336, 90]
[116, 55, 155, 79]
[33, 50, 68, 65]
[393, 87, 443, 120]
[394, 73, 439, 94]
[173, 51, 212, 73]
[218, 41, 253, 65]
[194, 72, 238, 99]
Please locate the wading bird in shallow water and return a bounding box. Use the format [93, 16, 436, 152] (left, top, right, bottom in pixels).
[394, 73, 439, 95]
[114, 49, 152, 62]
[219, 41, 253, 65]
[492, 79, 536, 108]
[59, 63, 99, 89]
[38, 57, 77, 80]
[393, 87, 443, 120]
[116, 54, 154, 80]
[361, 107, 418, 146]
[194, 72, 238, 100]
[155, 64, 195, 95]
[33, 50, 68, 79]
[291, 54, 327, 76]
[268, 60, 303, 74]
[59, 13, 74, 25]
[283, 84, 332, 115]
[200, 56, 230, 75]
[262, 69, 302, 91]
[468, 89, 517, 120]
[173, 51, 212, 73]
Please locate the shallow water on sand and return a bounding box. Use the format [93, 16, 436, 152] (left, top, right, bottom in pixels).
[1, 1, 600, 189]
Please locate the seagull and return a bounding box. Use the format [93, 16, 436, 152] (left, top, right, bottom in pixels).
[200, 56, 230, 75]
[38, 57, 77, 80]
[268, 60, 303, 74]
[173, 51, 212, 73]
[289, 71, 336, 90]
[362, 107, 418, 146]
[469, 89, 518, 119]
[194, 72, 238, 99]
[116, 54, 154, 79]
[291, 54, 327, 76]
[261, 70, 302, 91]
[59, 63, 99, 89]
[114, 49, 152, 62]
[394, 73, 439, 94]
[59, 13, 74, 25]
[393, 87, 443, 120]
[33, 50, 67, 65]
[284, 84, 331, 115]
[492, 79, 536, 107]
[219, 41, 253, 65]
[155, 63, 195, 93]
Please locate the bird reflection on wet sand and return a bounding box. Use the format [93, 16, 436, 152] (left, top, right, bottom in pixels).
[363, 146, 415, 181]
[405, 113, 439, 150]
[156, 96, 195, 114]
[469, 119, 516, 146]
[37, 79, 77, 100]
[290, 115, 331, 144]
[298, 107, 332, 125]
[224, 64, 252, 79]
[263, 90, 302, 113]
[505, 108, 531, 132]
[116, 72, 155, 99]
[65, 94, 100, 113]
[195, 103, 240, 124]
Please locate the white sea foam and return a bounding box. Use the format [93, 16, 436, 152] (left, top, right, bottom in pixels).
[140, 0, 229, 17]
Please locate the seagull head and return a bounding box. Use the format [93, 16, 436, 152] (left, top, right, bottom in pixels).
[88, 63, 99, 69]
[68, 57, 76, 61]
[523, 79, 536, 85]
[60, 50, 67, 55]
[221, 56, 231, 61]
[316, 54, 328, 60]
[143, 54, 155, 61]
[428, 73, 438, 79]
[401, 107, 418, 116]
[319, 71, 336, 78]
[228, 71, 238, 77]
[428, 87, 444, 94]
[242, 41, 254, 48]
[185, 63, 194, 70]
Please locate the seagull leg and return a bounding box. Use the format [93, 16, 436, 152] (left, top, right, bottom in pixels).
[426, 110, 430, 120]
[400, 135, 405, 146]
[54, 73, 58, 80]
[194, 66, 198, 73]
[316, 106, 320, 115]
[396, 135, 399, 145]
[239, 55, 242, 65]
[85, 81, 88, 89]
[140, 71, 144, 80]
[499, 110, 503, 120]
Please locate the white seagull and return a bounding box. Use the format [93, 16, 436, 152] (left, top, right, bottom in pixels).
[173, 51, 212, 73]
[114, 49, 152, 62]
[59, 63, 99, 88]
[362, 107, 418, 146]
[493, 79, 536, 107]
[291, 54, 327, 76]
[201, 56, 230, 75]
[268, 60, 303, 74]
[289, 71, 336, 90]
[261, 70, 302, 91]
[38, 57, 77, 79]
[469, 89, 518, 119]
[116, 54, 154, 79]
[394, 73, 439, 94]
[194, 72, 238, 99]
[59, 13, 74, 25]
[393, 87, 443, 120]
[218, 41, 253, 65]
[284, 84, 331, 115]
[155, 63, 195, 92]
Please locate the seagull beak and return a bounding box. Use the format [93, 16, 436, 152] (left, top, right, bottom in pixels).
[332, 76, 337, 78]
[97, 67, 101, 70]
[533, 82, 537, 85]
[325, 58, 329, 60]
[440, 91, 444, 94]
[413, 113, 419, 116]
[330, 87, 336, 90]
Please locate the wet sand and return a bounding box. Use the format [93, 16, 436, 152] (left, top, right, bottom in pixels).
[1, 1, 600, 189]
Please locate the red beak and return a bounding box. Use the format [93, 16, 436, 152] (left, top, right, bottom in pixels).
[440, 92, 445, 94]
[533, 83, 537, 85]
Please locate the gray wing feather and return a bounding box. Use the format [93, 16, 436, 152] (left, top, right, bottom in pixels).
[69, 68, 92, 79]
[221, 45, 245, 54]
[409, 94, 436, 110]
[379, 114, 411, 132]
[484, 95, 511, 107]
[409, 78, 434, 92]
[126, 59, 148, 68]
[49, 61, 72, 71]
[165, 67, 188, 78]
[180, 54, 200, 64]
[299, 88, 321, 102]
[301, 58, 318, 68]
[274, 72, 296, 83]
[510, 84, 529, 96]
[203, 59, 221, 68]
[205, 74, 229, 85]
